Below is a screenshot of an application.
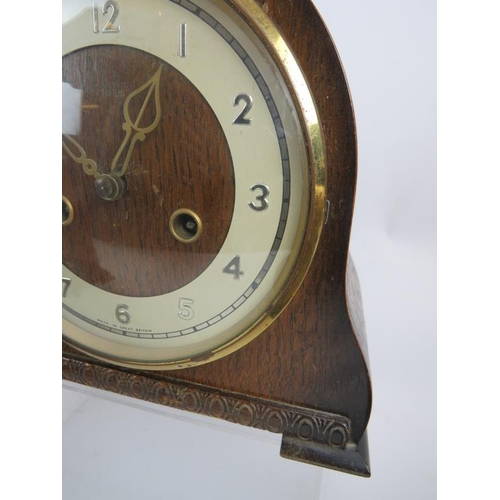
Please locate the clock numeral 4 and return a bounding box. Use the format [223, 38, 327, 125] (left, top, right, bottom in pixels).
[93, 0, 120, 34]
[223, 256, 244, 280]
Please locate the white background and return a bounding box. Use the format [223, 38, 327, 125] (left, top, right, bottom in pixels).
[60, 0, 437, 498]
[315, 0, 436, 497]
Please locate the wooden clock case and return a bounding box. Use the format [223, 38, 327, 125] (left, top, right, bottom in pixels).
[62, 0, 372, 477]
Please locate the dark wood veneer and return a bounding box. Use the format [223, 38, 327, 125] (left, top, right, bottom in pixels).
[63, 46, 234, 296]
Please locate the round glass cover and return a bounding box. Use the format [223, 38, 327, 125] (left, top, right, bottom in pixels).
[62, 0, 326, 369]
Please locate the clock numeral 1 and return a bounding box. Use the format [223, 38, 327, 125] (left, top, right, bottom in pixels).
[115, 304, 131, 324]
[62, 277, 71, 298]
[179, 23, 187, 58]
[92, 0, 121, 34]
[178, 298, 195, 320]
[223, 256, 244, 280]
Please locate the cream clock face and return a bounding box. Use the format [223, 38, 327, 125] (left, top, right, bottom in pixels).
[62, 0, 325, 369]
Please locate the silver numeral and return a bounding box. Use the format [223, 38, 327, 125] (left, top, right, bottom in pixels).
[233, 94, 253, 125]
[115, 304, 131, 324]
[62, 277, 71, 298]
[223, 256, 244, 280]
[249, 184, 270, 211]
[92, 2, 99, 33]
[179, 23, 187, 58]
[178, 298, 195, 320]
[92, 0, 121, 34]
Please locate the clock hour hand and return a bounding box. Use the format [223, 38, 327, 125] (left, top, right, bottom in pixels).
[62, 134, 125, 201]
[62, 133, 100, 178]
[111, 66, 162, 178]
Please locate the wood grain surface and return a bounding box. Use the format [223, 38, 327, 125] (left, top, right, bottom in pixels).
[63, 45, 234, 296]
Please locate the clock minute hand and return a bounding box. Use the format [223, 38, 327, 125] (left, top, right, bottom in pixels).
[111, 66, 162, 178]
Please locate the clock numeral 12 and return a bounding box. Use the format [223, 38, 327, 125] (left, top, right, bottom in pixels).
[93, 0, 121, 34]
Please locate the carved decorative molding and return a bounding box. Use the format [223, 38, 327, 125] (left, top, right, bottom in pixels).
[63, 356, 351, 448]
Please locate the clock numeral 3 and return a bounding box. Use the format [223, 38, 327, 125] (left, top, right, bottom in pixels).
[93, 0, 121, 34]
[249, 184, 270, 211]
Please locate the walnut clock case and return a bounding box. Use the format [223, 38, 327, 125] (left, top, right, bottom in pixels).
[62, 0, 372, 476]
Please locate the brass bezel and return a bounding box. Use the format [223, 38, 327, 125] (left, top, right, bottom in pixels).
[174, 0, 327, 368]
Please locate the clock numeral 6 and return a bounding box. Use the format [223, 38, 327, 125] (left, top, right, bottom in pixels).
[178, 298, 195, 320]
[115, 304, 131, 324]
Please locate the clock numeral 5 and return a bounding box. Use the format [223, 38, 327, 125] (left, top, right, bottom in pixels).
[178, 298, 195, 320]
[93, 0, 120, 34]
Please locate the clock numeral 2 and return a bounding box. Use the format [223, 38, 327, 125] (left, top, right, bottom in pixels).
[223, 256, 244, 280]
[233, 94, 253, 125]
[93, 0, 120, 34]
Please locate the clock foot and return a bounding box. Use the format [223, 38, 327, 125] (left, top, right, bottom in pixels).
[281, 431, 370, 477]
[63, 354, 370, 476]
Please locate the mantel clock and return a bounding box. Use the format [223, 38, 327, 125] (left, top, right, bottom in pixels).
[62, 0, 372, 476]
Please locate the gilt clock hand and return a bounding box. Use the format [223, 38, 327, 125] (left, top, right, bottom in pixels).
[110, 66, 162, 178]
[63, 68, 162, 201]
[62, 133, 125, 201]
[62, 133, 100, 178]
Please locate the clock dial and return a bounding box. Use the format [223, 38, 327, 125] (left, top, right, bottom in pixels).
[62, 0, 326, 369]
[62, 45, 235, 296]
